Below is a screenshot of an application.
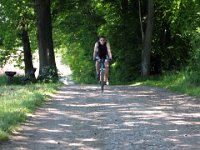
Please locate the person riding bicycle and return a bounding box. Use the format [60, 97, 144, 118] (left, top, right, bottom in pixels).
[93, 36, 112, 85]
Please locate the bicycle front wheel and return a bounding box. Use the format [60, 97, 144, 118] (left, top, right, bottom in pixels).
[100, 69, 104, 92]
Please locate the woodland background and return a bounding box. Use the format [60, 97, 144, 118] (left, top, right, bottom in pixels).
[0, 0, 199, 84]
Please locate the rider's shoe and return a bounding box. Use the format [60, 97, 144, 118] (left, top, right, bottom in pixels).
[105, 81, 109, 85]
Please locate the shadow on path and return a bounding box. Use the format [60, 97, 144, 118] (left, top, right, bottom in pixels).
[0, 85, 200, 150]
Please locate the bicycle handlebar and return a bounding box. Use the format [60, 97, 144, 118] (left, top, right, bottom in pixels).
[94, 57, 112, 62]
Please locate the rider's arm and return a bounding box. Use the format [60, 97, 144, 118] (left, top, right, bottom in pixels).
[93, 42, 98, 60]
[106, 42, 112, 59]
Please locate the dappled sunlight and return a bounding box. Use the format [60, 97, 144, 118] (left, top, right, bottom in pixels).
[67, 114, 92, 121]
[58, 124, 72, 127]
[80, 138, 97, 142]
[66, 103, 118, 107]
[53, 95, 74, 99]
[1, 85, 200, 149]
[39, 129, 62, 133]
[41, 139, 59, 144]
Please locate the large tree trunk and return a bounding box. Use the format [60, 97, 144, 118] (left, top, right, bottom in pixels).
[21, 20, 36, 81]
[141, 0, 154, 78]
[138, 0, 144, 43]
[35, 0, 58, 79]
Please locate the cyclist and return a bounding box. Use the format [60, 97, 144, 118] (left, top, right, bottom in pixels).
[93, 36, 112, 85]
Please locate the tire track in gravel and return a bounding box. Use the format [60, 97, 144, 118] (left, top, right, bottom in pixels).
[0, 85, 200, 150]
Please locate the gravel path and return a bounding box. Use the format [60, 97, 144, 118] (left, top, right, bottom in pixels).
[0, 84, 200, 150]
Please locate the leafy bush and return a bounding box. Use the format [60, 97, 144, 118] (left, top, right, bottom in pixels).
[186, 28, 200, 85]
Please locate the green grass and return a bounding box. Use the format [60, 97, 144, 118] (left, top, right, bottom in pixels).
[0, 75, 61, 141]
[135, 72, 200, 97]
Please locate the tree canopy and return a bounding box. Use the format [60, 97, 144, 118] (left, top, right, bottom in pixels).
[0, 0, 199, 84]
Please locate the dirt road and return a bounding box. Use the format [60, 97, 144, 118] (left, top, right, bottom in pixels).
[0, 85, 200, 150]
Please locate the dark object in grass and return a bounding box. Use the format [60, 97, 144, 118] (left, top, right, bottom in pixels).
[5, 71, 16, 83]
[21, 68, 37, 84]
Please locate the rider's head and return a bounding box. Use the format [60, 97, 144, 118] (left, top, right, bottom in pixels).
[99, 36, 106, 45]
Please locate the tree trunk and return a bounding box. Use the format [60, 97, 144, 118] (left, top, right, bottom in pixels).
[21, 20, 36, 81]
[138, 0, 144, 43]
[35, 0, 58, 78]
[141, 0, 154, 78]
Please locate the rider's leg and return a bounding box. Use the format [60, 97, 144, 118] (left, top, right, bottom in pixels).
[96, 60, 100, 79]
[105, 61, 109, 82]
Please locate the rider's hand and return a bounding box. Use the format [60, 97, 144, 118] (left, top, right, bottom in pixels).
[94, 56, 100, 61]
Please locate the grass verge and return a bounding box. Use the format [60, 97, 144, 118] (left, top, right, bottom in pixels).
[136, 72, 200, 97]
[0, 75, 61, 141]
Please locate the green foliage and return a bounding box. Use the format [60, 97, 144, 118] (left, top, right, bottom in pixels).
[180, 1, 200, 85]
[53, 0, 100, 83]
[0, 0, 199, 85]
[187, 28, 200, 85]
[53, 0, 141, 84]
[136, 71, 200, 97]
[151, 0, 193, 73]
[95, 0, 141, 83]
[146, 0, 200, 89]
[53, 0, 199, 84]
[0, 76, 60, 141]
[0, 0, 36, 67]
